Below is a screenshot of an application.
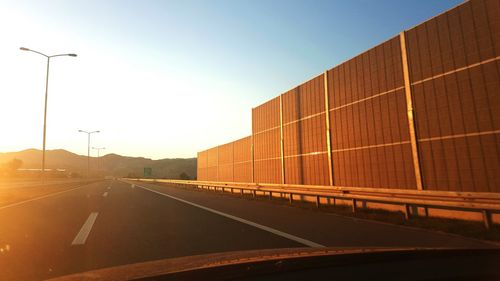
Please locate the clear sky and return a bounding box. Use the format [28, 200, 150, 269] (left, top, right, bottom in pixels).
[0, 0, 462, 159]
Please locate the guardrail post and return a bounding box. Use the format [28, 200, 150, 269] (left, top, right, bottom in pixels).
[316, 195, 320, 208]
[252, 190, 256, 198]
[482, 210, 492, 230]
[352, 199, 357, 213]
[269, 191, 272, 200]
[404, 204, 411, 221]
[240, 189, 243, 196]
[289, 193, 293, 204]
[230, 188, 233, 194]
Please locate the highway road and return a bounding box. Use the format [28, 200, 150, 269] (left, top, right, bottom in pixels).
[0, 180, 495, 280]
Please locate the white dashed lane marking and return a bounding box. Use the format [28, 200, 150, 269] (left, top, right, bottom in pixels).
[71, 212, 99, 245]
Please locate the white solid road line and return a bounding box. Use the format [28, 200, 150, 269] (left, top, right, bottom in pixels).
[102, 192, 108, 197]
[72, 212, 99, 245]
[0, 185, 91, 211]
[137, 184, 325, 248]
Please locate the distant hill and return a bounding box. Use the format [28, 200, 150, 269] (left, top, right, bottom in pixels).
[0, 149, 197, 179]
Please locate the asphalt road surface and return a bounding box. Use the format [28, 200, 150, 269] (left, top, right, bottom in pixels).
[0, 180, 495, 280]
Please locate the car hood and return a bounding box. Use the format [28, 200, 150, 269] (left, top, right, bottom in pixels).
[47, 247, 498, 281]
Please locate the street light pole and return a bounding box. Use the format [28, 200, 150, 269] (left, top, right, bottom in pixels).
[92, 147, 105, 170]
[42, 57, 49, 179]
[20, 47, 77, 182]
[78, 130, 100, 177]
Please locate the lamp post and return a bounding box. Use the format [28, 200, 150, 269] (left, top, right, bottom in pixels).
[92, 147, 105, 170]
[20, 47, 77, 181]
[78, 130, 100, 177]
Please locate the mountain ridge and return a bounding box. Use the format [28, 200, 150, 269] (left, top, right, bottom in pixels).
[0, 149, 196, 179]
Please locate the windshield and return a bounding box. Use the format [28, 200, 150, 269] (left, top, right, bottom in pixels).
[0, 0, 499, 280]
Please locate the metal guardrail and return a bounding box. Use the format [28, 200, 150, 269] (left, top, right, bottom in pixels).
[126, 178, 500, 229]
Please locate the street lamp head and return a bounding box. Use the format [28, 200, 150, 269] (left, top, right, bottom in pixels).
[68, 54, 77, 57]
[79, 130, 99, 134]
[20, 47, 30, 51]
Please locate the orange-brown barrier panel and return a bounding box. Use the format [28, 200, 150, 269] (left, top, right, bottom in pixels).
[197, 150, 208, 181]
[253, 129, 281, 183]
[282, 74, 329, 185]
[252, 97, 282, 183]
[327, 36, 416, 189]
[406, 0, 499, 192]
[196, 0, 499, 193]
[252, 97, 280, 134]
[217, 142, 234, 182]
[207, 147, 218, 181]
[233, 136, 252, 183]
